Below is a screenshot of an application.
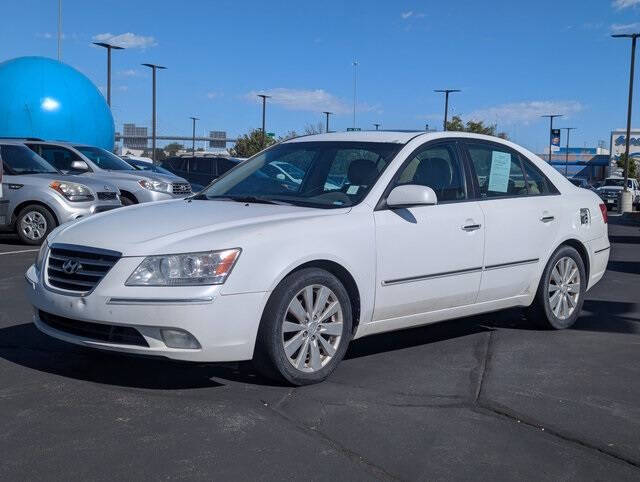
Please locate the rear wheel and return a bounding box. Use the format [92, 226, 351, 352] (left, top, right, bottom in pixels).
[527, 245, 586, 329]
[16, 205, 56, 245]
[254, 268, 352, 385]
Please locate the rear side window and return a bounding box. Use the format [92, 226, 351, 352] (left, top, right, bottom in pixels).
[466, 144, 529, 198]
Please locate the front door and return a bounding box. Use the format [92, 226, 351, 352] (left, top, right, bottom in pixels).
[373, 141, 485, 325]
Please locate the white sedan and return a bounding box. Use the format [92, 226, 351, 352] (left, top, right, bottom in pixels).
[25, 131, 610, 385]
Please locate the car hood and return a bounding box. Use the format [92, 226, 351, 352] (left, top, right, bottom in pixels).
[599, 186, 623, 191]
[74, 169, 180, 184]
[47, 199, 349, 256]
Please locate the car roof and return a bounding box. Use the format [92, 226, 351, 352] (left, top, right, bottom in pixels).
[282, 130, 515, 146]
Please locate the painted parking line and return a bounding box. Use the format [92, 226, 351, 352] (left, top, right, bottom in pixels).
[0, 248, 39, 256]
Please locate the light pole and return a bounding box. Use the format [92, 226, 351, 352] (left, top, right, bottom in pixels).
[322, 111, 333, 133]
[257, 94, 270, 148]
[189, 117, 199, 156]
[373, 123, 381, 130]
[612, 32, 639, 212]
[434, 89, 460, 131]
[352, 60, 358, 128]
[561, 127, 576, 176]
[541, 114, 563, 162]
[93, 42, 124, 107]
[57, 0, 62, 60]
[141, 63, 167, 163]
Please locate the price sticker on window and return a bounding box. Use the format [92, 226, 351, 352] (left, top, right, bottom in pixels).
[488, 151, 511, 193]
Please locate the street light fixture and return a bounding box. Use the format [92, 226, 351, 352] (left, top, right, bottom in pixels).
[322, 111, 333, 133]
[189, 117, 199, 156]
[540, 114, 563, 162]
[434, 89, 461, 131]
[612, 32, 640, 212]
[93, 42, 124, 107]
[257, 94, 270, 148]
[373, 123, 381, 131]
[561, 127, 576, 176]
[141, 63, 167, 163]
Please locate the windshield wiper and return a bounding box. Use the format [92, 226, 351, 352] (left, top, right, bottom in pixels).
[206, 195, 290, 205]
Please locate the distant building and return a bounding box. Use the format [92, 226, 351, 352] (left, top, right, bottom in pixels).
[123, 123, 148, 149]
[539, 146, 610, 181]
[609, 129, 640, 177]
[209, 131, 226, 149]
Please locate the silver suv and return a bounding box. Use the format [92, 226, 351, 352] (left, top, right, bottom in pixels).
[25, 140, 192, 205]
[0, 142, 121, 245]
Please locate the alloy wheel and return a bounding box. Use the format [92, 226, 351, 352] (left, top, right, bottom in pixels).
[548, 256, 581, 320]
[20, 211, 47, 241]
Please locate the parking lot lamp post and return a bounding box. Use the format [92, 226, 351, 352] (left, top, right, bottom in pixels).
[562, 127, 576, 176]
[323, 111, 333, 133]
[541, 114, 562, 162]
[142, 63, 167, 163]
[257, 94, 270, 148]
[189, 117, 199, 156]
[93, 42, 124, 107]
[434, 89, 460, 131]
[612, 33, 639, 212]
[373, 123, 381, 130]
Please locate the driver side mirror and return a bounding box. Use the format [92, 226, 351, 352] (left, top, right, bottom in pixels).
[386, 185, 438, 208]
[70, 160, 89, 171]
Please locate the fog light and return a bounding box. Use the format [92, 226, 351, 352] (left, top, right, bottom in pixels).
[161, 328, 201, 349]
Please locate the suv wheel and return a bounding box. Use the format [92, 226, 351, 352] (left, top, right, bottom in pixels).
[254, 268, 352, 385]
[16, 205, 56, 245]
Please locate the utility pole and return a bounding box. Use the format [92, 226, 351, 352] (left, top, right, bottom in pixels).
[141, 63, 167, 163]
[190, 117, 199, 156]
[434, 89, 460, 131]
[562, 127, 576, 176]
[612, 32, 639, 212]
[541, 114, 563, 162]
[373, 123, 381, 130]
[352, 60, 358, 128]
[322, 111, 333, 133]
[93, 42, 124, 107]
[257, 94, 270, 148]
[57, 0, 62, 60]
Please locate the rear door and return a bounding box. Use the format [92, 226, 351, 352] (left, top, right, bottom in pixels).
[462, 140, 561, 302]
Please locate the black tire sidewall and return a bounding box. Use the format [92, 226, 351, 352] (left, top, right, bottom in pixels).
[255, 268, 353, 385]
[16, 205, 56, 245]
[120, 195, 135, 206]
[537, 246, 586, 329]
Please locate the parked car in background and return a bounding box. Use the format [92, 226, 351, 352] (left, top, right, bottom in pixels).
[121, 156, 192, 187]
[26, 131, 609, 385]
[22, 140, 192, 205]
[0, 141, 121, 244]
[161, 155, 240, 189]
[0, 149, 7, 226]
[567, 177, 597, 192]
[596, 176, 640, 209]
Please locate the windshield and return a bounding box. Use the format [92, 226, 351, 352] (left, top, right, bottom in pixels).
[126, 158, 174, 176]
[604, 178, 630, 188]
[1, 144, 58, 175]
[74, 146, 135, 171]
[196, 141, 402, 208]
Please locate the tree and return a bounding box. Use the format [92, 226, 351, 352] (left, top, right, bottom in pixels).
[279, 130, 298, 141]
[164, 142, 184, 155]
[616, 153, 638, 179]
[142, 148, 166, 161]
[230, 129, 276, 157]
[303, 122, 325, 135]
[445, 115, 508, 139]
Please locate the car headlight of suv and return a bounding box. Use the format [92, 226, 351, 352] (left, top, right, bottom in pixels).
[49, 180, 94, 202]
[35, 240, 49, 273]
[126, 249, 241, 286]
[138, 179, 171, 193]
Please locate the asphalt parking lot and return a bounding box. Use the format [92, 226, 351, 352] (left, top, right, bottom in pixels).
[0, 217, 639, 481]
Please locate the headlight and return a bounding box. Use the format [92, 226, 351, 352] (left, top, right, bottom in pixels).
[35, 241, 49, 273]
[49, 180, 94, 202]
[126, 249, 241, 286]
[138, 179, 170, 193]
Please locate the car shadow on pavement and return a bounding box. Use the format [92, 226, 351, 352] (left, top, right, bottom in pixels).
[606, 260, 640, 275]
[573, 299, 640, 334]
[608, 235, 640, 245]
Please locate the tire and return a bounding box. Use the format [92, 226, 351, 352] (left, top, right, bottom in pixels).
[120, 194, 136, 206]
[15, 205, 56, 245]
[527, 245, 586, 329]
[253, 268, 353, 386]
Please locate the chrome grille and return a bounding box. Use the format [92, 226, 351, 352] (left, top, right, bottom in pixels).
[46, 244, 121, 294]
[172, 183, 192, 195]
[97, 191, 118, 201]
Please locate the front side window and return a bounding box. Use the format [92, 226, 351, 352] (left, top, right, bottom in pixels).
[39, 145, 83, 172]
[73, 146, 134, 171]
[467, 143, 529, 198]
[1, 145, 58, 175]
[392, 143, 466, 202]
[196, 141, 401, 208]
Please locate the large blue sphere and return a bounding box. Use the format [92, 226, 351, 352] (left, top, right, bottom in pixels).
[0, 56, 114, 150]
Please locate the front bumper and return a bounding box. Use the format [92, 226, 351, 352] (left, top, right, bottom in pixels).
[52, 197, 121, 224]
[25, 263, 268, 362]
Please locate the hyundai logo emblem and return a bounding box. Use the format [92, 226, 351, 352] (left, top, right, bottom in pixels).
[103, 185, 112, 191]
[62, 259, 81, 274]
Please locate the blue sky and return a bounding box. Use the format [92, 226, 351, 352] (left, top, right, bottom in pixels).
[2, 0, 640, 152]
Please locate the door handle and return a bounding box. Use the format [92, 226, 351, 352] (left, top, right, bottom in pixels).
[461, 223, 482, 231]
[540, 216, 555, 223]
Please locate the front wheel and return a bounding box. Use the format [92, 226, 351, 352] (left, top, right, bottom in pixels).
[527, 245, 586, 329]
[253, 268, 352, 385]
[16, 205, 56, 245]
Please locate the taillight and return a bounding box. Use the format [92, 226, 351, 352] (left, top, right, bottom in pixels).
[599, 203, 608, 224]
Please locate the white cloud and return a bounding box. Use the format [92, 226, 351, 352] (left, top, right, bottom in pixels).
[401, 11, 413, 19]
[464, 101, 584, 125]
[207, 91, 223, 99]
[244, 88, 351, 114]
[117, 85, 128, 92]
[611, 22, 640, 34]
[613, 0, 640, 9]
[92, 32, 156, 49]
[117, 69, 140, 77]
